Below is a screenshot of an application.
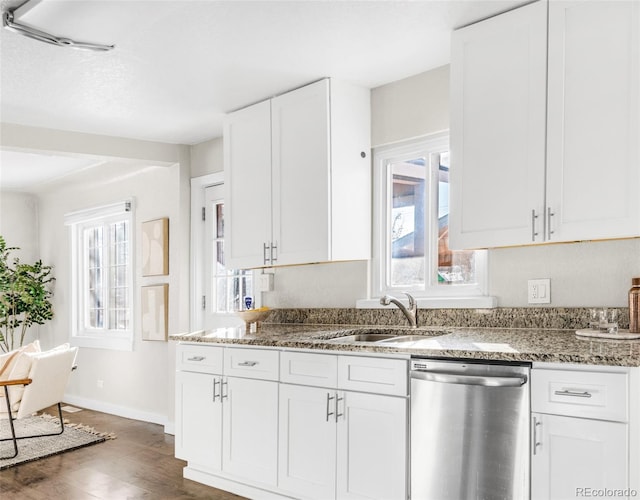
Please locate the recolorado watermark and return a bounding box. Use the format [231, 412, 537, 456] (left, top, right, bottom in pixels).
[576, 488, 638, 497]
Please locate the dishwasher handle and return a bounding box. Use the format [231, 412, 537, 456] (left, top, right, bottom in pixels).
[411, 370, 527, 387]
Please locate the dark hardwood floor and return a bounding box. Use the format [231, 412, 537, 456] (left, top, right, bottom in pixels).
[0, 405, 246, 499]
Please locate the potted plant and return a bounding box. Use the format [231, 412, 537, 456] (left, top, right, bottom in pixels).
[0, 236, 55, 353]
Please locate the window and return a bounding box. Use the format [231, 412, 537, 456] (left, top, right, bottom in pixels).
[191, 174, 255, 331]
[369, 134, 490, 305]
[206, 184, 253, 314]
[65, 200, 134, 350]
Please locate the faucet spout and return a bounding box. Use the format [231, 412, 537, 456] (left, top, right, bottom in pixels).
[380, 292, 418, 328]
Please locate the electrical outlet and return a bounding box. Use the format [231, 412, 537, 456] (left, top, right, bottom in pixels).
[258, 273, 274, 292]
[528, 279, 551, 304]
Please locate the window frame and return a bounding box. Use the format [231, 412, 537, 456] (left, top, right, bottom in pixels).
[66, 200, 135, 351]
[365, 133, 493, 308]
[190, 173, 257, 331]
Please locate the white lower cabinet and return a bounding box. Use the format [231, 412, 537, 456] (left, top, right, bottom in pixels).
[278, 384, 338, 499]
[278, 352, 408, 500]
[336, 391, 407, 500]
[531, 413, 628, 500]
[531, 365, 631, 500]
[175, 344, 279, 492]
[175, 370, 222, 471]
[222, 376, 279, 486]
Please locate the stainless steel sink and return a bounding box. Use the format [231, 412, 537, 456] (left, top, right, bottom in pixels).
[325, 330, 450, 344]
[376, 335, 434, 343]
[326, 333, 400, 343]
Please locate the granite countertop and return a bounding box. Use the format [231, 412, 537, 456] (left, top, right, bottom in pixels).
[170, 323, 640, 367]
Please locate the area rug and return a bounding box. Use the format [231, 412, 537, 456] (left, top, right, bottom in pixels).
[0, 413, 115, 470]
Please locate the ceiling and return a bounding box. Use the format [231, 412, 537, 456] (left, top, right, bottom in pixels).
[0, 0, 529, 191]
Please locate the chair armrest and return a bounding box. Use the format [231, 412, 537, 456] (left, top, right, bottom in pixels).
[0, 378, 32, 387]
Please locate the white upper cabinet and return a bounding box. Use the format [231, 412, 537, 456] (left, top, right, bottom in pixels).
[450, 0, 640, 249]
[225, 78, 371, 269]
[546, 0, 640, 241]
[224, 100, 272, 270]
[450, 1, 547, 249]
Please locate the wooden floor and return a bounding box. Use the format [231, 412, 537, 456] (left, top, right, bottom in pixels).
[0, 405, 246, 500]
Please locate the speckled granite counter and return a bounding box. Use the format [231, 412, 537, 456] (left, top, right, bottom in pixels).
[171, 323, 640, 367]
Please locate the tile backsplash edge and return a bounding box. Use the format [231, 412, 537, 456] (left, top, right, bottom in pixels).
[266, 307, 630, 331]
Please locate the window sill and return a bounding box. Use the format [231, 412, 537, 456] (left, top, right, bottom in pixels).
[356, 296, 497, 309]
[70, 334, 134, 351]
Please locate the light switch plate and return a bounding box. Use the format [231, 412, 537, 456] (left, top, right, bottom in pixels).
[528, 279, 551, 304]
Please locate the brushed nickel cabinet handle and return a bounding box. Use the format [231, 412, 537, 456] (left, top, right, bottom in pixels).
[187, 356, 205, 362]
[547, 207, 555, 240]
[336, 394, 344, 422]
[531, 209, 539, 242]
[326, 393, 335, 422]
[554, 389, 592, 398]
[221, 379, 228, 400]
[213, 378, 220, 402]
[533, 416, 542, 455]
[263, 242, 270, 265]
[237, 361, 258, 367]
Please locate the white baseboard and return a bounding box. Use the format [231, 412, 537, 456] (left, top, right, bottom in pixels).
[183, 467, 295, 500]
[62, 393, 174, 434]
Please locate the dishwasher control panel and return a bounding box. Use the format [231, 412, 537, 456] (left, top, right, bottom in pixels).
[411, 360, 430, 371]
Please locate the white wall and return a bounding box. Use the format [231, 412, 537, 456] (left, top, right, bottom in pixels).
[0, 191, 39, 264]
[0, 192, 42, 346]
[371, 65, 450, 147]
[1, 125, 192, 428]
[191, 136, 224, 177]
[490, 239, 640, 307]
[36, 161, 185, 425]
[198, 65, 639, 308]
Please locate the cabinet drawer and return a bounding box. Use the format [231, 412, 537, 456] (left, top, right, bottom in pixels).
[224, 348, 279, 381]
[177, 344, 223, 374]
[280, 351, 338, 387]
[338, 356, 408, 396]
[531, 368, 628, 422]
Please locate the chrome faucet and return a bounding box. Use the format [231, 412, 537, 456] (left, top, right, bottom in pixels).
[380, 292, 418, 328]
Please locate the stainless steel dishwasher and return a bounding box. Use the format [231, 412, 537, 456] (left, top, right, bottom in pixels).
[410, 358, 530, 500]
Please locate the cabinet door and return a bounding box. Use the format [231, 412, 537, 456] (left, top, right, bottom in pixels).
[221, 377, 278, 486]
[531, 413, 628, 500]
[546, 1, 640, 242]
[336, 392, 408, 500]
[224, 100, 272, 269]
[271, 79, 331, 265]
[449, 1, 547, 249]
[278, 384, 337, 500]
[175, 371, 222, 472]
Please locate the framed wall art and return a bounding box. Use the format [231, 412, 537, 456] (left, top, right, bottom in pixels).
[141, 217, 169, 276]
[141, 284, 168, 341]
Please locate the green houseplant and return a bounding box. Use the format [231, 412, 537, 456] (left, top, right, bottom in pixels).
[0, 235, 55, 353]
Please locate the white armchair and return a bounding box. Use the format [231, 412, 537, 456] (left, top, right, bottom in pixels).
[0, 344, 78, 459]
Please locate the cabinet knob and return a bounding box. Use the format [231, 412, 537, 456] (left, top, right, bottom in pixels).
[360, 151, 366, 158]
